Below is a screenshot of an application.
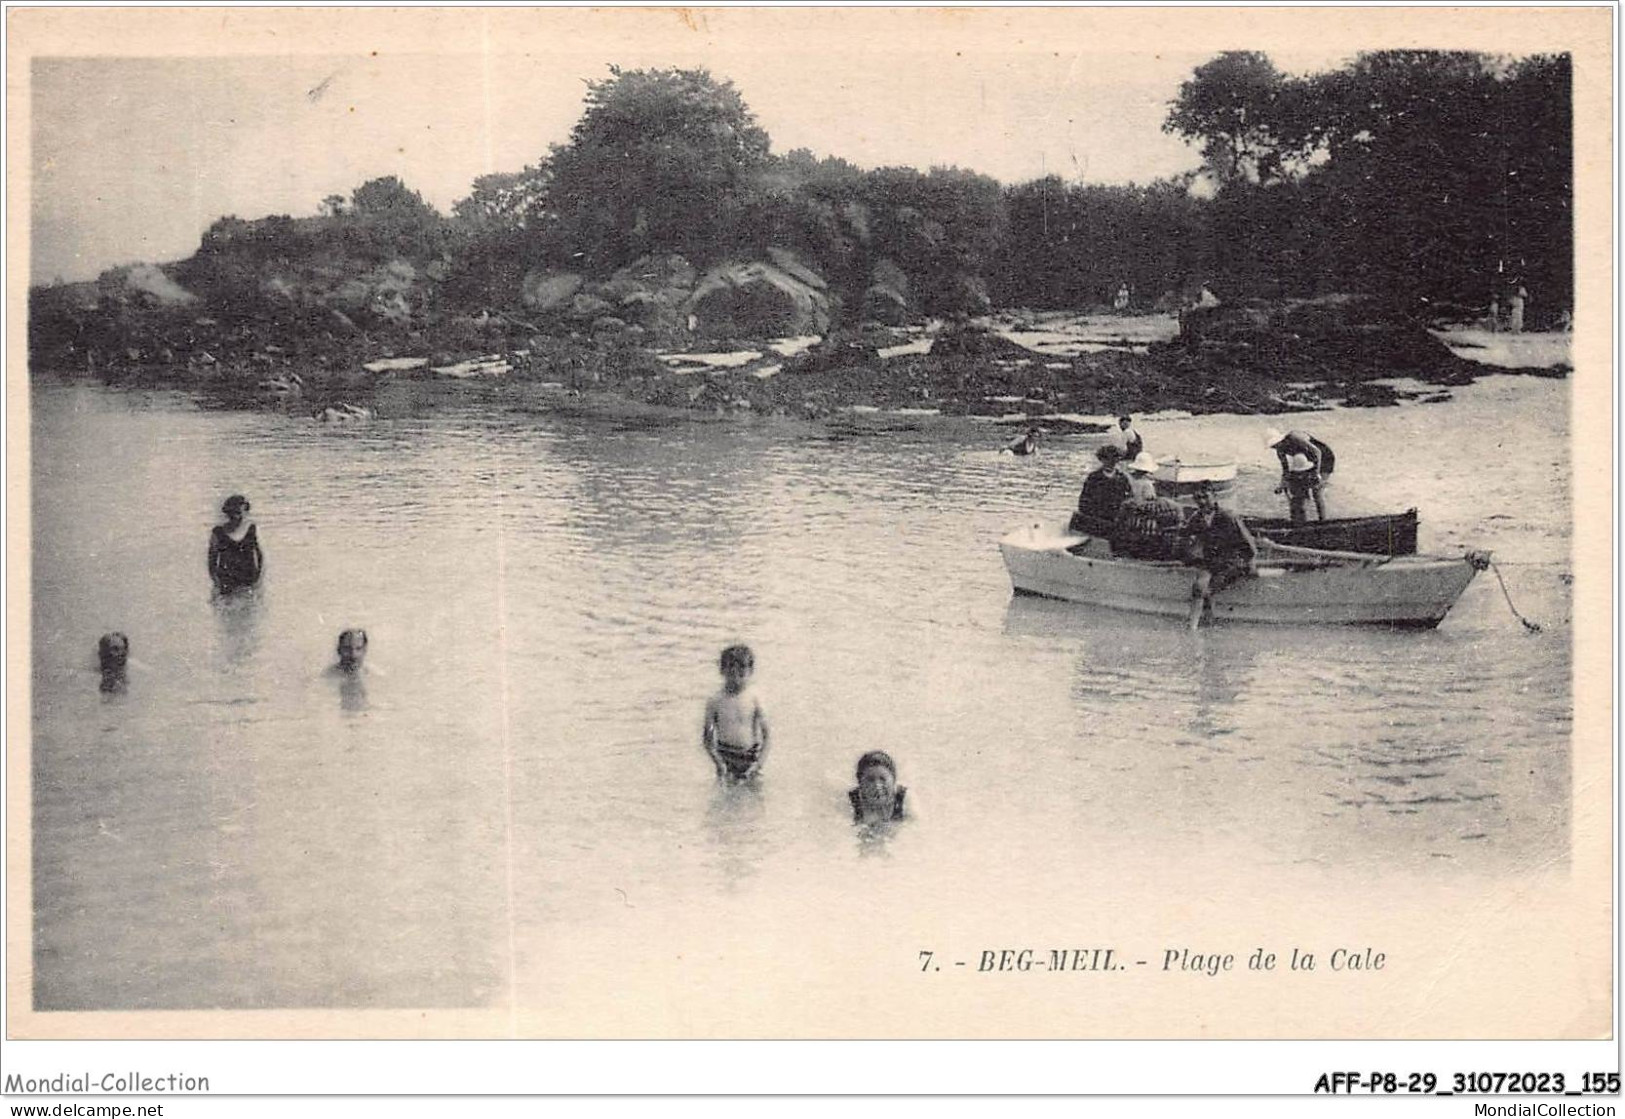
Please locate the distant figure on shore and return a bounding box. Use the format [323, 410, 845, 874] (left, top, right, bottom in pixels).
[1487, 294, 1502, 332]
[97, 632, 130, 692]
[1113, 283, 1131, 311]
[1182, 483, 1257, 631]
[1509, 284, 1528, 333]
[1265, 429, 1334, 523]
[1069, 445, 1132, 536]
[1003, 428, 1040, 456]
[208, 495, 263, 594]
[849, 750, 908, 824]
[702, 644, 770, 782]
[1110, 415, 1144, 460]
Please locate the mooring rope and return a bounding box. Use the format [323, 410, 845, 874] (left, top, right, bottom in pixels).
[1468, 551, 1542, 633]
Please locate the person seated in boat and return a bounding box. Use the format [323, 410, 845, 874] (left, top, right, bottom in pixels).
[849, 750, 908, 824]
[1110, 415, 1144, 460]
[1003, 427, 1040, 456]
[208, 494, 263, 594]
[702, 644, 770, 782]
[1182, 483, 1258, 630]
[1123, 451, 1159, 501]
[1265, 428, 1334, 522]
[1069, 445, 1133, 537]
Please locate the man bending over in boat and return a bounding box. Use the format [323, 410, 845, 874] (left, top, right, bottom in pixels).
[1069, 445, 1133, 537]
[1183, 483, 1258, 630]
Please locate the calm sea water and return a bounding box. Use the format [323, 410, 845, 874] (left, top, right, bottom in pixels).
[30, 374, 1572, 1015]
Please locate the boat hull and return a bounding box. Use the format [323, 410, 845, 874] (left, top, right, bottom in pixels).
[999, 522, 1479, 628]
[1153, 459, 1237, 497]
[1247, 509, 1419, 556]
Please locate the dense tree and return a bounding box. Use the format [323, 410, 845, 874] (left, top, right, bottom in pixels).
[997, 177, 1208, 308]
[451, 168, 550, 233]
[1164, 52, 1316, 186]
[1164, 49, 1572, 315]
[543, 66, 772, 272]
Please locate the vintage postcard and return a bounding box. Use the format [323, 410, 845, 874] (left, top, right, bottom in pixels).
[3, 4, 1613, 1083]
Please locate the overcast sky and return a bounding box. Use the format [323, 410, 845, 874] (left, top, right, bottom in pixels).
[29, 24, 1353, 284]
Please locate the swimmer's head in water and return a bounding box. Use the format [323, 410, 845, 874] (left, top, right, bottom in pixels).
[854, 750, 898, 807]
[336, 628, 368, 670]
[98, 632, 129, 672]
[719, 643, 754, 691]
[1119, 415, 1134, 428]
[221, 494, 251, 519]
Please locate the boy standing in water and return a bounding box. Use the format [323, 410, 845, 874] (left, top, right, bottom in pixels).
[702, 644, 770, 781]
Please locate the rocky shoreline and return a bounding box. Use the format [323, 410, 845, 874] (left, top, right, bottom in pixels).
[31, 270, 1569, 428]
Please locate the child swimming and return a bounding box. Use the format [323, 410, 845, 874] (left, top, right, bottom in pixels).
[97, 632, 130, 693]
[208, 494, 263, 594]
[702, 644, 770, 781]
[849, 750, 908, 824]
[333, 628, 368, 673]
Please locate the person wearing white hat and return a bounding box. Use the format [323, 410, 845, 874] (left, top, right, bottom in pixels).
[1265, 428, 1334, 523]
[1122, 451, 1160, 501]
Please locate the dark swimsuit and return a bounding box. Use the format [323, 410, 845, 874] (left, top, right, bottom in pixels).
[715, 742, 762, 780]
[849, 786, 907, 823]
[210, 524, 263, 592]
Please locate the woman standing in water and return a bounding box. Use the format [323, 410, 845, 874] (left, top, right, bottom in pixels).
[208, 494, 264, 594]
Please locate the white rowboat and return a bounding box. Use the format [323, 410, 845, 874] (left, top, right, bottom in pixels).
[999, 521, 1484, 628]
[1152, 458, 1237, 496]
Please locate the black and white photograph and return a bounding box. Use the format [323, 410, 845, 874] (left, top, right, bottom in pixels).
[5, 5, 1613, 1075]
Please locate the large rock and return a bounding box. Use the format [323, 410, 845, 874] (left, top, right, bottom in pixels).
[330, 259, 418, 325]
[765, 246, 828, 291]
[568, 292, 615, 320]
[946, 273, 992, 315]
[600, 254, 696, 302]
[861, 257, 911, 325]
[595, 254, 698, 337]
[687, 255, 832, 337]
[1177, 293, 1475, 382]
[101, 262, 197, 307]
[522, 271, 584, 312]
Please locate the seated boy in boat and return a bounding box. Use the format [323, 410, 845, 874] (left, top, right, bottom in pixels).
[703, 644, 770, 782]
[1182, 483, 1258, 629]
[849, 750, 908, 824]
